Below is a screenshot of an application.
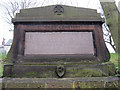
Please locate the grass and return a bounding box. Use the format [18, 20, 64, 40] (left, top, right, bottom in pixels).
[110, 53, 120, 67]
[0, 62, 3, 77]
[110, 53, 120, 76]
[0, 53, 7, 77]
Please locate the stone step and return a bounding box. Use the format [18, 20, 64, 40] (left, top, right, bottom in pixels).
[2, 77, 119, 89]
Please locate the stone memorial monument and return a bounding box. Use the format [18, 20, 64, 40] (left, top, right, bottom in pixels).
[3, 5, 118, 88]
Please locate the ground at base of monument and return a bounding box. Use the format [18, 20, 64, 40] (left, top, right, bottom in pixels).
[1, 77, 120, 89]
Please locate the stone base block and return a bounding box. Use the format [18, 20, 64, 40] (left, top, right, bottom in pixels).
[2, 77, 120, 89]
[3, 62, 116, 78]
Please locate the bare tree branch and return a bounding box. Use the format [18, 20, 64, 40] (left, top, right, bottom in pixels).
[1, 0, 38, 32]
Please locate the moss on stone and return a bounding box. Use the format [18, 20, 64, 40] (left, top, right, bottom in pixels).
[8, 61, 116, 78]
[104, 80, 119, 88]
[12, 74, 16, 77]
[107, 64, 116, 76]
[25, 72, 38, 76]
[23, 61, 101, 66]
[6, 44, 13, 64]
[66, 68, 105, 77]
[102, 61, 116, 76]
[75, 80, 119, 88]
[2, 77, 119, 88]
[74, 81, 104, 88]
[38, 71, 56, 78]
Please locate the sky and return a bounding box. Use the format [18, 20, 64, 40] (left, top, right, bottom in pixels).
[0, 0, 119, 53]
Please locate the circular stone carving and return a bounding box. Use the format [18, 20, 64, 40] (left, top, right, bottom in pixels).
[54, 5, 64, 15]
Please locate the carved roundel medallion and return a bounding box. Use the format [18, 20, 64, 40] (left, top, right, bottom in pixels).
[54, 5, 64, 15]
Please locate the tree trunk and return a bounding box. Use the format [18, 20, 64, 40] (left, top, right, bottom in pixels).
[100, 1, 120, 53]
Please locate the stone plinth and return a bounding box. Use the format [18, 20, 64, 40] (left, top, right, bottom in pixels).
[2, 77, 119, 89]
[4, 62, 115, 78]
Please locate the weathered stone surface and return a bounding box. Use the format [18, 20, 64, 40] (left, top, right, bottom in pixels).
[0, 78, 2, 90]
[4, 5, 111, 82]
[2, 77, 119, 89]
[3, 62, 116, 78]
[3, 64, 13, 77]
[13, 5, 102, 23]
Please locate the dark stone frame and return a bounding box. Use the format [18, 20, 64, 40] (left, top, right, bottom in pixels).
[12, 22, 110, 63]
